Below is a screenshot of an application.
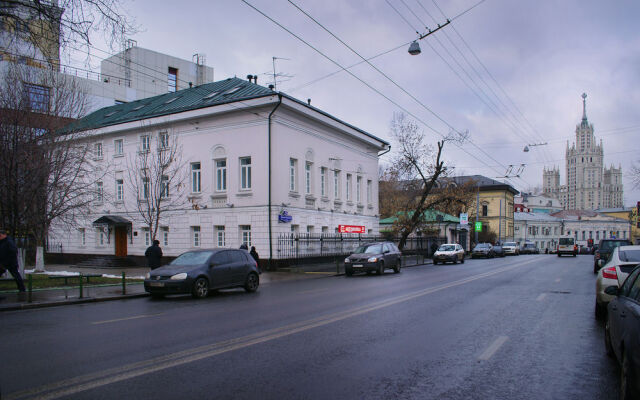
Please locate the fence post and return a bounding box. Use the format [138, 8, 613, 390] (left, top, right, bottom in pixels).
[122, 271, 126, 295]
[79, 273, 83, 298]
[28, 274, 32, 303]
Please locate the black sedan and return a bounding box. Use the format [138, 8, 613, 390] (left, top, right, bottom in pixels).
[604, 264, 640, 399]
[144, 248, 260, 298]
[345, 242, 402, 276]
[471, 243, 494, 259]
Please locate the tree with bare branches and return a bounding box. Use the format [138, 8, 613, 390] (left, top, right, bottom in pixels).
[381, 112, 473, 250]
[126, 132, 187, 243]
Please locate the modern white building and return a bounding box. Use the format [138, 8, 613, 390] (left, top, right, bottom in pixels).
[49, 77, 389, 265]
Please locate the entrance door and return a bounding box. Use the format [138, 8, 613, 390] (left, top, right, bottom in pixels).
[115, 227, 128, 257]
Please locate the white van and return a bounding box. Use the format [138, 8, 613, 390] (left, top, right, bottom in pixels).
[557, 237, 577, 257]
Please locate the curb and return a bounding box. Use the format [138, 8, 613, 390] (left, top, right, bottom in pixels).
[0, 292, 149, 312]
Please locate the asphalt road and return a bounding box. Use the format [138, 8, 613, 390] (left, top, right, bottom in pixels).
[0, 255, 621, 400]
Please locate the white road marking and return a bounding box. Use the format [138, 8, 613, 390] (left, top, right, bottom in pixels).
[478, 336, 509, 361]
[536, 293, 547, 302]
[7, 258, 539, 400]
[92, 313, 164, 325]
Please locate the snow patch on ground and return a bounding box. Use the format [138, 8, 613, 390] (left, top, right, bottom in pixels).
[24, 269, 145, 279]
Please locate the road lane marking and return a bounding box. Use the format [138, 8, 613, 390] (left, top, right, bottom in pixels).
[6, 257, 539, 400]
[92, 313, 164, 325]
[536, 293, 547, 301]
[555, 278, 561, 283]
[478, 336, 509, 361]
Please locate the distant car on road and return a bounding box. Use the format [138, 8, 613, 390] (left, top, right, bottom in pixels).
[345, 242, 402, 276]
[557, 237, 577, 257]
[594, 239, 632, 273]
[144, 248, 260, 299]
[492, 243, 506, 257]
[471, 243, 494, 259]
[595, 245, 640, 319]
[433, 243, 465, 265]
[520, 242, 539, 255]
[604, 264, 640, 399]
[502, 242, 520, 256]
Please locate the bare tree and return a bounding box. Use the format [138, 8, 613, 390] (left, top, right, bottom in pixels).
[0, 63, 105, 269]
[126, 131, 187, 242]
[382, 112, 472, 250]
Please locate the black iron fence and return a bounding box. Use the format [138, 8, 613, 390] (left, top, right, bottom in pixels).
[276, 233, 446, 260]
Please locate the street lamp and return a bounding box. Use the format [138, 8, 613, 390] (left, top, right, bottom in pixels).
[523, 142, 547, 152]
[408, 41, 421, 55]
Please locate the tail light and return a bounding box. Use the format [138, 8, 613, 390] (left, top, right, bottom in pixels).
[602, 266, 618, 280]
[574, 245, 577, 251]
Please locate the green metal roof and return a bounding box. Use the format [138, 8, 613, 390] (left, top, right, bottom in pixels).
[379, 209, 459, 225]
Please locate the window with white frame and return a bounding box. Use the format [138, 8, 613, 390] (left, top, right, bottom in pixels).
[140, 135, 150, 152]
[333, 170, 340, 198]
[94, 142, 103, 159]
[192, 226, 201, 247]
[346, 174, 352, 201]
[97, 228, 105, 246]
[159, 132, 169, 149]
[191, 162, 201, 193]
[356, 176, 362, 203]
[240, 225, 251, 246]
[141, 176, 150, 199]
[305, 162, 313, 194]
[161, 227, 169, 246]
[367, 179, 372, 204]
[320, 167, 327, 197]
[115, 179, 124, 201]
[215, 226, 225, 247]
[215, 159, 227, 192]
[96, 181, 103, 203]
[114, 139, 124, 156]
[161, 175, 169, 198]
[79, 228, 85, 246]
[289, 158, 297, 192]
[143, 228, 150, 246]
[240, 157, 251, 190]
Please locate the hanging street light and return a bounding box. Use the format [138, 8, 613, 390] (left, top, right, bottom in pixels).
[408, 41, 421, 55]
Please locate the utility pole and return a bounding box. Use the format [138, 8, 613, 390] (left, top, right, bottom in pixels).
[475, 186, 480, 245]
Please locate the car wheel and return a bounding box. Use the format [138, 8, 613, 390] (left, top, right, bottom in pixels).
[453, 257, 458, 264]
[433, 260, 438, 265]
[393, 259, 401, 273]
[557, 253, 561, 257]
[573, 253, 577, 257]
[604, 319, 614, 357]
[244, 272, 259, 292]
[621, 351, 637, 400]
[378, 261, 385, 275]
[192, 277, 209, 299]
[461, 256, 465, 264]
[345, 268, 353, 276]
[595, 301, 605, 321]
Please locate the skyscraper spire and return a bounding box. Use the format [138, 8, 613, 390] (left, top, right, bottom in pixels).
[581, 92, 588, 124]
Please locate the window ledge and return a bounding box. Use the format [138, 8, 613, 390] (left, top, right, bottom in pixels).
[113, 154, 124, 158]
[236, 191, 253, 197]
[210, 193, 227, 199]
[305, 194, 317, 201]
[289, 191, 301, 198]
[188, 193, 202, 200]
[321, 196, 330, 203]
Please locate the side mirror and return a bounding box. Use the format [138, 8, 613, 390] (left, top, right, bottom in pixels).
[384, 250, 390, 254]
[604, 286, 619, 296]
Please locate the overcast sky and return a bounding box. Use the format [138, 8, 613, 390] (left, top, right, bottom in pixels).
[78, 0, 640, 207]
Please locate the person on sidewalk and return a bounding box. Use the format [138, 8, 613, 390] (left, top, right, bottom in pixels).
[145, 239, 163, 270]
[239, 243, 248, 250]
[0, 228, 26, 292]
[249, 246, 261, 272]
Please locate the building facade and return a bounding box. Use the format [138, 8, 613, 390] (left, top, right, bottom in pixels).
[514, 212, 563, 251]
[514, 193, 562, 214]
[543, 93, 623, 210]
[48, 77, 389, 263]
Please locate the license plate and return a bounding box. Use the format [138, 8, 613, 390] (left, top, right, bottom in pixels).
[149, 282, 164, 287]
[353, 264, 363, 268]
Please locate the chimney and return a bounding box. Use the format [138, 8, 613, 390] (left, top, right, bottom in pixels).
[254, 75, 258, 84]
[268, 84, 275, 91]
[189, 82, 193, 88]
[307, 98, 311, 105]
[246, 74, 253, 82]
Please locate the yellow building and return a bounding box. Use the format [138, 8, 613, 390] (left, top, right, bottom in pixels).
[596, 207, 639, 244]
[449, 176, 518, 243]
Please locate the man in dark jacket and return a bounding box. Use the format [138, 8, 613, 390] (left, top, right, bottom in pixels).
[0, 229, 26, 292]
[145, 239, 163, 270]
[249, 246, 261, 273]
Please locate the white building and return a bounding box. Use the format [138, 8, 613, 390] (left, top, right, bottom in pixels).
[514, 193, 562, 214]
[514, 212, 563, 251]
[551, 210, 631, 246]
[49, 77, 389, 265]
[542, 93, 623, 210]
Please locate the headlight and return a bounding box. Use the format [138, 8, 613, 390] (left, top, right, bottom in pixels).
[367, 257, 378, 262]
[344, 258, 351, 263]
[145, 273, 150, 279]
[170, 273, 188, 280]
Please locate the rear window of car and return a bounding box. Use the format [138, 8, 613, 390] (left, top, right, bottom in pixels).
[600, 240, 631, 252]
[619, 250, 640, 262]
[559, 238, 574, 245]
[475, 244, 490, 249]
[504, 242, 516, 246]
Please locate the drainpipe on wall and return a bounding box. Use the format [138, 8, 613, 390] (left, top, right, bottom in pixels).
[268, 94, 283, 271]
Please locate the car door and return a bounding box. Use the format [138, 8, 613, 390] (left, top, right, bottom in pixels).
[456, 245, 463, 261]
[609, 268, 640, 359]
[229, 250, 250, 286]
[383, 243, 397, 266]
[207, 251, 231, 289]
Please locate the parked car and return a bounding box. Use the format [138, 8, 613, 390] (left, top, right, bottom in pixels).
[492, 243, 506, 257]
[345, 242, 402, 276]
[594, 238, 632, 273]
[502, 241, 520, 256]
[604, 264, 640, 399]
[595, 245, 640, 319]
[520, 242, 539, 255]
[557, 237, 577, 257]
[471, 243, 494, 259]
[144, 248, 260, 298]
[433, 243, 465, 264]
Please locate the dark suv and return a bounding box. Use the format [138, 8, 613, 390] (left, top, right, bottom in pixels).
[593, 239, 632, 273]
[344, 242, 402, 276]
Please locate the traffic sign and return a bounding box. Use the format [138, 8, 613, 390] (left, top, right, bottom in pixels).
[459, 213, 468, 225]
[474, 221, 482, 232]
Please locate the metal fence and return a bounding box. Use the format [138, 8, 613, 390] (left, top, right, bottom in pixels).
[276, 233, 446, 260]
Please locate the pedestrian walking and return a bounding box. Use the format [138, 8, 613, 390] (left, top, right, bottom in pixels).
[145, 239, 163, 270]
[249, 246, 261, 272]
[0, 228, 26, 292]
[239, 243, 248, 250]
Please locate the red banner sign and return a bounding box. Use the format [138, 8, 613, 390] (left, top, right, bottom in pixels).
[338, 225, 365, 234]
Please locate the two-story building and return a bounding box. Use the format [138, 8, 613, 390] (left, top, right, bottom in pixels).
[49, 77, 389, 266]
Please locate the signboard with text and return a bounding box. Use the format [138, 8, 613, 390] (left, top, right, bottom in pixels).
[459, 213, 468, 225]
[338, 225, 365, 234]
[474, 221, 482, 232]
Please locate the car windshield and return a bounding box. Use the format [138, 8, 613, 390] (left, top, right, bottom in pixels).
[600, 240, 630, 252]
[170, 251, 214, 266]
[618, 250, 640, 262]
[504, 242, 516, 246]
[559, 238, 574, 245]
[439, 245, 455, 251]
[354, 244, 383, 254]
[474, 244, 490, 249]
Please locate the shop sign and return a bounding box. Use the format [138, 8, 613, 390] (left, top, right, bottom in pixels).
[338, 225, 365, 234]
[278, 210, 292, 223]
